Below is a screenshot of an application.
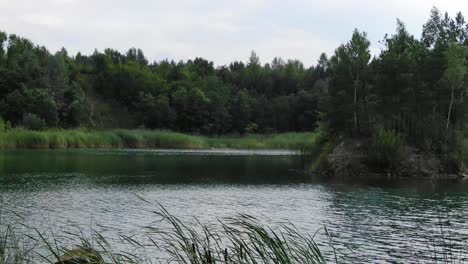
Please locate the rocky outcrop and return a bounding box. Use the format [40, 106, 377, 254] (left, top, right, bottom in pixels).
[325, 139, 462, 179]
[327, 139, 370, 177]
[398, 147, 441, 177]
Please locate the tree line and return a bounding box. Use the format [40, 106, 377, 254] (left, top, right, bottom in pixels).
[0, 36, 322, 134]
[0, 8, 467, 150]
[324, 9, 467, 157]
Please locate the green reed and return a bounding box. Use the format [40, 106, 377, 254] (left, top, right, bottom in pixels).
[0, 205, 328, 264]
[0, 129, 320, 151]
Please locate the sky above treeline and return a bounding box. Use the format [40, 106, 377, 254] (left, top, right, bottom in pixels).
[0, 0, 467, 66]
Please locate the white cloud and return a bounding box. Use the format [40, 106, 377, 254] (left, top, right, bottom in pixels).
[18, 14, 64, 28]
[0, 0, 467, 66]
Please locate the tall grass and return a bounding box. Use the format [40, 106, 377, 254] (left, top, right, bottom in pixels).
[147, 206, 327, 264]
[0, 205, 465, 263]
[0, 206, 328, 264]
[0, 129, 320, 151]
[0, 225, 34, 264]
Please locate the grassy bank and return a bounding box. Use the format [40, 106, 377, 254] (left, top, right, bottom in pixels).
[0, 129, 322, 150]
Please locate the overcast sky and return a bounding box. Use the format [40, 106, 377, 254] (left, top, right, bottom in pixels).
[0, 0, 467, 66]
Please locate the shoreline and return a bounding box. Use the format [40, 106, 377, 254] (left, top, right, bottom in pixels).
[0, 148, 302, 156]
[0, 129, 321, 150]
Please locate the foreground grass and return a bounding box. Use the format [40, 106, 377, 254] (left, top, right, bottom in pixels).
[0, 206, 328, 264]
[1, 204, 465, 263]
[0, 129, 322, 151]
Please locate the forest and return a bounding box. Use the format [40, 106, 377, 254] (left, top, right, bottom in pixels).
[0, 7, 467, 169]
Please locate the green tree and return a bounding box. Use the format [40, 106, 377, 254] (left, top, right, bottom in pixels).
[0, 87, 58, 126]
[0, 8, 465, 140]
[422, 7, 446, 48]
[231, 90, 252, 134]
[0, 31, 7, 66]
[328, 29, 371, 135]
[445, 43, 467, 130]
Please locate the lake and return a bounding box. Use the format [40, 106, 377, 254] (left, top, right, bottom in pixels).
[0, 149, 467, 263]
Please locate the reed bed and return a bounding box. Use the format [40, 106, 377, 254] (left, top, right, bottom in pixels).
[145, 206, 327, 264]
[0, 206, 328, 264]
[0, 129, 321, 151]
[0, 205, 465, 263]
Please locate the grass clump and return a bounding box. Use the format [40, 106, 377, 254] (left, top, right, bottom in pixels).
[148, 205, 327, 264]
[4, 130, 50, 149]
[446, 130, 468, 174]
[307, 140, 335, 174]
[368, 129, 404, 169]
[0, 225, 34, 264]
[132, 130, 206, 149]
[0, 205, 329, 264]
[207, 132, 323, 151]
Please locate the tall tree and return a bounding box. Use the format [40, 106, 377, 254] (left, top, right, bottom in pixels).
[0, 31, 7, 66]
[329, 29, 371, 135]
[422, 7, 445, 48]
[445, 43, 467, 130]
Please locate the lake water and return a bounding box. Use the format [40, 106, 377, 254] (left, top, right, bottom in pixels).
[0, 149, 467, 263]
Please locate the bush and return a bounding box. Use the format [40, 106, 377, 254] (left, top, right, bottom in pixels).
[0, 117, 11, 132]
[0, 117, 4, 132]
[446, 130, 467, 173]
[22, 113, 47, 131]
[245, 122, 259, 133]
[369, 129, 404, 169]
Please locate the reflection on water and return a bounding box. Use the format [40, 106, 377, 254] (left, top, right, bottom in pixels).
[0, 149, 467, 262]
[0, 149, 306, 186]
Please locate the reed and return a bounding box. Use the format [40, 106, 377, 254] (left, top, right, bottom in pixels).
[0, 206, 328, 264]
[147, 205, 327, 264]
[0, 205, 465, 263]
[0, 129, 320, 151]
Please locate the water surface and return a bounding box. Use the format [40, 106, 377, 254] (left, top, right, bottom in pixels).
[0, 149, 467, 263]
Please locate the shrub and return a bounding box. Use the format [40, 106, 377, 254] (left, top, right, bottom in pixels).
[369, 129, 404, 169]
[0, 117, 7, 132]
[446, 130, 467, 173]
[0, 117, 11, 132]
[22, 113, 47, 131]
[245, 122, 259, 133]
[0, 117, 5, 132]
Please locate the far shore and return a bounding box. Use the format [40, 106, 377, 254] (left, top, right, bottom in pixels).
[0, 129, 321, 150]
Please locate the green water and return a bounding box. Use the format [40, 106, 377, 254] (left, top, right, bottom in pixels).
[0, 149, 467, 263]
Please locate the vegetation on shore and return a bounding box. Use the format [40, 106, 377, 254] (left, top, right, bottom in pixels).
[309, 8, 468, 175]
[0, 7, 466, 174]
[0, 127, 322, 151]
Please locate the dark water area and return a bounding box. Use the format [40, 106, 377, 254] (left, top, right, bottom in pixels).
[0, 149, 467, 263]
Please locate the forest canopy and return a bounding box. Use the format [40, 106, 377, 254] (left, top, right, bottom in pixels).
[0, 7, 467, 147]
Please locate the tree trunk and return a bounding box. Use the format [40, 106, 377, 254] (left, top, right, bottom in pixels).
[353, 79, 358, 134]
[446, 85, 455, 130]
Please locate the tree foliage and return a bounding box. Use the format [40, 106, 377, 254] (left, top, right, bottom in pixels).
[0, 8, 466, 154]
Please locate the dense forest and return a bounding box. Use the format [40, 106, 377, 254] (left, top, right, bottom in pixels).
[0, 8, 467, 162]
